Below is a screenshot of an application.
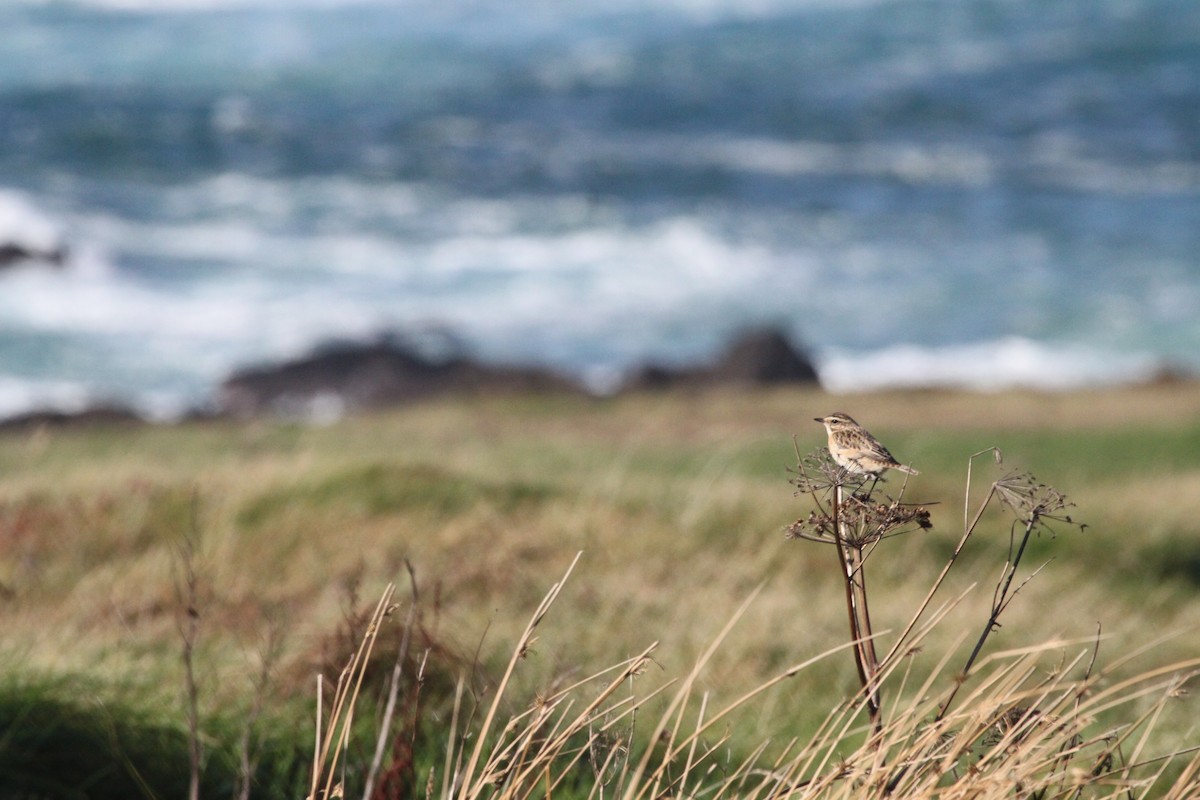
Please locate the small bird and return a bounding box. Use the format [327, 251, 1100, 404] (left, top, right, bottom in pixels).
[814, 412, 919, 477]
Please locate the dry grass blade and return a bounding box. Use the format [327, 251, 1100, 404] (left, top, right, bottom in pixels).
[282, 423, 1200, 800]
[307, 581, 397, 800]
[363, 560, 420, 799]
[620, 583, 767, 800]
[454, 551, 583, 800]
[497, 644, 659, 793]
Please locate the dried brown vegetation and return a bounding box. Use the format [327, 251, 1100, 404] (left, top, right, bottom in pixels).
[1, 387, 1199, 798]
[306, 422, 1199, 799]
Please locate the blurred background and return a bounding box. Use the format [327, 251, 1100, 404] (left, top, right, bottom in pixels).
[0, 0, 1197, 419]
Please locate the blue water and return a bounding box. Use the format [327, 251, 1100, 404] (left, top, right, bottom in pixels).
[0, 0, 1197, 416]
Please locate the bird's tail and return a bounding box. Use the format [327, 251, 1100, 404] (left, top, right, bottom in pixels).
[894, 463, 920, 476]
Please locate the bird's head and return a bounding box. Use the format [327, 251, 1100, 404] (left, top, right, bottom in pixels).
[813, 412, 857, 432]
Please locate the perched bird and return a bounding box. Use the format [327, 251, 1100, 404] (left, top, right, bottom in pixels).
[814, 412, 919, 477]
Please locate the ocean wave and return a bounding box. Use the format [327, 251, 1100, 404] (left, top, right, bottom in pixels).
[2, 0, 1195, 419]
[0, 374, 193, 421]
[819, 338, 1163, 393]
[0, 190, 64, 254]
[2, 173, 1191, 417]
[27, 0, 911, 17]
[0, 375, 92, 418]
[15, 0, 375, 10]
[540, 131, 1200, 198]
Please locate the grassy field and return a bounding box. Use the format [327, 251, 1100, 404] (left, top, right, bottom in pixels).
[1, 384, 1199, 797]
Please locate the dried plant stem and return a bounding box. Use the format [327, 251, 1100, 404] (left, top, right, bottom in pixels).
[236, 620, 284, 800]
[1162, 750, 1200, 798]
[443, 677, 466, 798]
[854, 542, 883, 719]
[623, 584, 764, 800]
[313, 676, 323, 793]
[363, 635, 406, 800]
[363, 559, 420, 800]
[880, 464, 999, 671]
[832, 483, 883, 734]
[308, 582, 398, 800]
[937, 512, 1039, 722]
[501, 643, 658, 795]
[455, 551, 583, 800]
[174, 499, 203, 800]
[648, 634, 869, 777]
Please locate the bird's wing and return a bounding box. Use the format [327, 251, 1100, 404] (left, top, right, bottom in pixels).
[862, 434, 900, 465]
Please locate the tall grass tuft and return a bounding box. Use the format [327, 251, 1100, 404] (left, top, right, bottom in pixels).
[318, 561, 1199, 799]
[309, 445, 1200, 800]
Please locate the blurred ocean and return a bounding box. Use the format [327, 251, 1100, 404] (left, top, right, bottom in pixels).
[0, 0, 1198, 418]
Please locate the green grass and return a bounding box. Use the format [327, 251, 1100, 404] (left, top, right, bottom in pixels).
[903, 422, 1200, 484]
[237, 462, 559, 529]
[0, 673, 308, 799]
[0, 385, 1198, 797]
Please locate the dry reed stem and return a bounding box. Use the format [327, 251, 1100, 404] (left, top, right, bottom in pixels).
[173, 509, 203, 800]
[443, 677, 466, 797]
[879, 480, 995, 670]
[307, 581, 397, 800]
[236, 619, 284, 800]
[620, 583, 767, 800]
[455, 551, 584, 799]
[302, 542, 1199, 800]
[457, 646, 659, 800]
[498, 645, 658, 792]
[363, 560, 420, 799]
[1163, 750, 1200, 798]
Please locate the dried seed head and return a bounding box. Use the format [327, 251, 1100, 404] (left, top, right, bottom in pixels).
[789, 495, 933, 546]
[519, 636, 539, 659]
[790, 448, 874, 495]
[994, 471, 1084, 532]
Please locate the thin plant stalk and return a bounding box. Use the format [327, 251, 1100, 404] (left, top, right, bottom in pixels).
[363, 560, 420, 800]
[455, 551, 583, 800]
[308, 582, 397, 800]
[937, 513, 1038, 722]
[831, 482, 882, 734]
[236, 620, 284, 800]
[173, 509, 203, 800]
[879, 448, 1004, 679]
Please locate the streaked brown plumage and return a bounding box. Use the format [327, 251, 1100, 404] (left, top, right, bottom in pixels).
[814, 412, 919, 477]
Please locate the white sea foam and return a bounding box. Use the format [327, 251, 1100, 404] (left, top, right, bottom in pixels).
[819, 338, 1162, 393]
[31, 0, 913, 15]
[677, 136, 998, 188]
[580, 131, 1200, 197]
[0, 190, 63, 254]
[18, 0, 375, 10]
[0, 195, 807, 419]
[0, 376, 92, 418]
[1, 165, 1190, 421]
[1, 174, 1181, 418]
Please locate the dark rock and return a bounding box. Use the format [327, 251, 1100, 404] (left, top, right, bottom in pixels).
[0, 242, 67, 270]
[1142, 364, 1199, 386]
[622, 364, 681, 391]
[621, 327, 819, 391]
[0, 404, 144, 432]
[706, 328, 820, 384]
[218, 337, 583, 419]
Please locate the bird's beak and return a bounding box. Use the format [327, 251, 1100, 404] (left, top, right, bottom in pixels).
[813, 417, 824, 423]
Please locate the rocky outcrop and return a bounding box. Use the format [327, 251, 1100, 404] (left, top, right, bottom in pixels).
[0, 242, 67, 270]
[621, 327, 819, 391]
[215, 327, 819, 420]
[705, 328, 820, 384]
[0, 404, 143, 431]
[0, 328, 821, 426]
[217, 338, 583, 419]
